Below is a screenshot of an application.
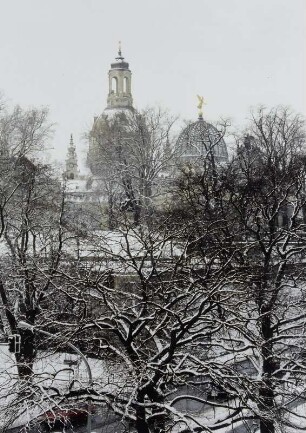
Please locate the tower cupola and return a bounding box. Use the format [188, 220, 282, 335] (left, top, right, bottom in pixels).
[106, 42, 133, 110]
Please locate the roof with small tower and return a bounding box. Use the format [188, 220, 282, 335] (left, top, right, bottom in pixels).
[110, 41, 130, 70]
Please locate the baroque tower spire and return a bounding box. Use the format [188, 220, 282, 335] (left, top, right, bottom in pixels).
[65, 134, 79, 180]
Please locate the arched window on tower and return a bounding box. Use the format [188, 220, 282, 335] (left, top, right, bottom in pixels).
[123, 77, 129, 94]
[111, 77, 118, 94]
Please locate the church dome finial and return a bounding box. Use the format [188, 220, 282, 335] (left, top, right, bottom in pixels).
[196, 95, 206, 120]
[116, 41, 124, 61]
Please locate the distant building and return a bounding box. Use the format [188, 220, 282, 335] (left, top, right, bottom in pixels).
[87, 44, 134, 177]
[64, 134, 79, 180]
[177, 114, 228, 166]
[63, 45, 229, 227]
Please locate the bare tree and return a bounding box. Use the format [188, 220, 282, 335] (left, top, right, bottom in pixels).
[49, 222, 241, 433]
[3, 106, 305, 433]
[223, 106, 306, 433]
[88, 107, 178, 227]
[42, 117, 244, 433]
[0, 103, 65, 382]
[171, 106, 306, 433]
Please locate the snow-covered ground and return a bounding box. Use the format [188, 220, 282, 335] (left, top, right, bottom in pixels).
[285, 403, 306, 432]
[171, 401, 306, 433]
[0, 343, 127, 429]
[1, 343, 305, 432]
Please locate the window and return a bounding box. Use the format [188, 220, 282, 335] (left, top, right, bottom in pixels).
[123, 76, 128, 93]
[111, 77, 118, 93]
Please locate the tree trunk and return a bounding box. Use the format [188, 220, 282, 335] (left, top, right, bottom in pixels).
[260, 418, 275, 433]
[15, 328, 36, 379]
[135, 391, 150, 433]
[259, 308, 275, 433]
[108, 192, 115, 229]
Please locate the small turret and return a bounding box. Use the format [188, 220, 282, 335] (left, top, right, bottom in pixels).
[65, 134, 79, 180]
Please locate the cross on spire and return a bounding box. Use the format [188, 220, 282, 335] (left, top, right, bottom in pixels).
[116, 41, 124, 61]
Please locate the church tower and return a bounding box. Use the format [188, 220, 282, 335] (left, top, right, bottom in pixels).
[88, 44, 134, 175]
[65, 134, 79, 180]
[106, 42, 133, 111]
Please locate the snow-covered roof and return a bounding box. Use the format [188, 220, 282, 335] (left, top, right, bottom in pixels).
[102, 107, 133, 118]
[65, 178, 88, 193]
[63, 229, 183, 274]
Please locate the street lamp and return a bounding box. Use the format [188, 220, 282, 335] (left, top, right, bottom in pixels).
[18, 321, 93, 433]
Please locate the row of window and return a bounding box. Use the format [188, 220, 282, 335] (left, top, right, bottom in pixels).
[111, 76, 130, 93]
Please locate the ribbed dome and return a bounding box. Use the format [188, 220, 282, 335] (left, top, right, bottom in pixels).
[177, 116, 228, 163]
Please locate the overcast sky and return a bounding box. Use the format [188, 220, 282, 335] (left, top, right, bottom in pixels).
[0, 0, 305, 168]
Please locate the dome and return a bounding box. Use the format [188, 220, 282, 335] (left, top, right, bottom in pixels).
[177, 116, 228, 163]
[91, 108, 132, 136]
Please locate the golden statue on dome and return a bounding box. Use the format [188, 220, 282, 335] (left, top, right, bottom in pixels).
[197, 95, 206, 118]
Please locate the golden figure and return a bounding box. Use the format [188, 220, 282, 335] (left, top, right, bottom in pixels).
[197, 95, 206, 117]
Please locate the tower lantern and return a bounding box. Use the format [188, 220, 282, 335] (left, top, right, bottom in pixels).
[106, 42, 133, 110]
